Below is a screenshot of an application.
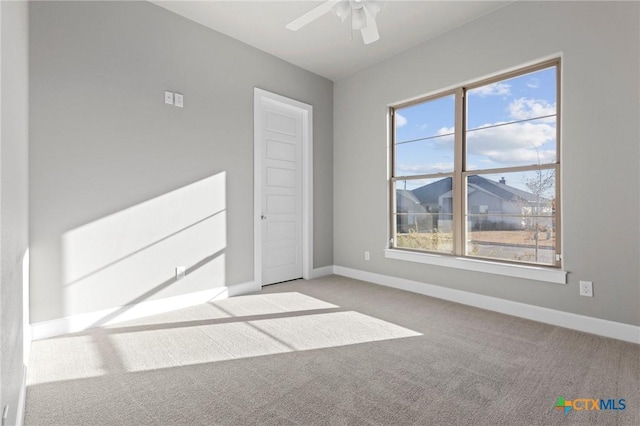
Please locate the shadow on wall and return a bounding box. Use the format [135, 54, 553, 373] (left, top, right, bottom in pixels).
[59, 172, 228, 323]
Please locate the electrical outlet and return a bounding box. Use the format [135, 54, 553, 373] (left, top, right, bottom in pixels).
[176, 266, 186, 280]
[364, 251, 370, 261]
[579, 281, 593, 297]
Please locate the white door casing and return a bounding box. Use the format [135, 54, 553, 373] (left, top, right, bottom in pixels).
[254, 88, 312, 286]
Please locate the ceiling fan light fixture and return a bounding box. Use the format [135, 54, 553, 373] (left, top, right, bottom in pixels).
[365, 1, 382, 17]
[352, 7, 367, 30]
[334, 1, 350, 22]
[349, 0, 366, 10]
[287, 0, 382, 45]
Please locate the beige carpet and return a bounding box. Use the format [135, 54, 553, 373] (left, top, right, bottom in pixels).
[25, 275, 639, 425]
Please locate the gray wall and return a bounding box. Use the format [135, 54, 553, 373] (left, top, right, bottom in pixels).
[334, 1, 640, 326]
[1, 0, 29, 424]
[30, 1, 333, 323]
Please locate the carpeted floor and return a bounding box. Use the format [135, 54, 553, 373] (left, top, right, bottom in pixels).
[25, 275, 639, 425]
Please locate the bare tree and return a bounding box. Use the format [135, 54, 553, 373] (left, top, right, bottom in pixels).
[523, 147, 555, 262]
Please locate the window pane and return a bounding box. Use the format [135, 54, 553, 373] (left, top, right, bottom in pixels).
[467, 67, 556, 130]
[395, 177, 453, 253]
[466, 66, 557, 170]
[467, 218, 556, 265]
[395, 135, 455, 176]
[394, 95, 455, 176]
[465, 170, 556, 265]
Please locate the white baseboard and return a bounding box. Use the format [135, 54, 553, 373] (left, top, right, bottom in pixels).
[310, 265, 335, 279]
[31, 281, 259, 341]
[16, 364, 27, 426]
[226, 281, 261, 296]
[333, 266, 640, 344]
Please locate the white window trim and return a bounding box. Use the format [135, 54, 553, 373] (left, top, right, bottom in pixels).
[389, 59, 562, 270]
[384, 248, 566, 284]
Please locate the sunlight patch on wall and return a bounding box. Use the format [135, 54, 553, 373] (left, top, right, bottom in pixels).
[61, 172, 227, 316]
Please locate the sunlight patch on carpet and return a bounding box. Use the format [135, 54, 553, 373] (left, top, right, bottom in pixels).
[108, 311, 422, 372]
[207, 292, 339, 318]
[28, 335, 108, 385]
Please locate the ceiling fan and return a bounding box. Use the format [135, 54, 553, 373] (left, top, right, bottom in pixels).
[286, 0, 382, 45]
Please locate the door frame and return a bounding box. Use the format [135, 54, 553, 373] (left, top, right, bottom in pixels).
[253, 88, 313, 286]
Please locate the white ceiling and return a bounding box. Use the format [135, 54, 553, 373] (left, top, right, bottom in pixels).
[152, 1, 513, 81]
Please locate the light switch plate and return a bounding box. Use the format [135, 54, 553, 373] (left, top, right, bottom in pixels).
[174, 93, 184, 108]
[164, 91, 174, 105]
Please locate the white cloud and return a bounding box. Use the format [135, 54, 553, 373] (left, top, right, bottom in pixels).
[473, 148, 556, 166]
[466, 121, 556, 165]
[468, 121, 554, 149]
[508, 98, 556, 121]
[430, 121, 556, 166]
[395, 113, 408, 127]
[469, 82, 511, 97]
[527, 78, 540, 89]
[397, 163, 453, 176]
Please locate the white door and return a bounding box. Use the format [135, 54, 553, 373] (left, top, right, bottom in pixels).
[254, 89, 311, 286]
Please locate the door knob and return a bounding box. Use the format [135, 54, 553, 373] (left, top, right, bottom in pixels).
[261, 215, 267, 220]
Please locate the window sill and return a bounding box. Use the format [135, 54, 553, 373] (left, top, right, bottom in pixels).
[384, 249, 567, 284]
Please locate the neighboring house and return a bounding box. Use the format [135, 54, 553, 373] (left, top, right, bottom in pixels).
[412, 177, 454, 215]
[397, 175, 552, 233]
[396, 189, 426, 233]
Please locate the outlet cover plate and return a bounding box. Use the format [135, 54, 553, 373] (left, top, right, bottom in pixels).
[176, 266, 186, 280]
[579, 280, 593, 297]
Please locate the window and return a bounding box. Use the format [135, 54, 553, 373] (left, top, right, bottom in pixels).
[391, 60, 560, 267]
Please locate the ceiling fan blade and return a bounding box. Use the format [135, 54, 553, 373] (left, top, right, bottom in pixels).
[286, 0, 339, 31]
[361, 7, 380, 45]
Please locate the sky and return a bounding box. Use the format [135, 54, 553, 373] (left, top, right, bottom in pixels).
[395, 66, 557, 193]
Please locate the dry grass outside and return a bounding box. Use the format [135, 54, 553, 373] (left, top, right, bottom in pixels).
[469, 230, 555, 247]
[396, 232, 454, 252]
[397, 230, 555, 252]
